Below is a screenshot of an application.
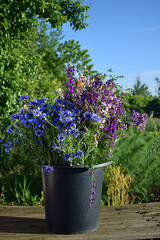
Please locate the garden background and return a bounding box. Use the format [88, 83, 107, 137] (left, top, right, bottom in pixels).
[0, 0, 160, 206]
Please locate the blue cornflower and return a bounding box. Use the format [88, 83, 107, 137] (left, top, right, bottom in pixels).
[59, 110, 67, 124]
[24, 112, 33, 120]
[40, 103, 49, 110]
[14, 140, 18, 145]
[66, 117, 75, 128]
[68, 128, 79, 138]
[34, 120, 46, 130]
[21, 119, 32, 128]
[35, 129, 44, 137]
[4, 142, 14, 152]
[11, 113, 19, 121]
[44, 166, 54, 172]
[39, 113, 47, 120]
[38, 97, 48, 104]
[66, 110, 75, 117]
[91, 113, 101, 122]
[18, 109, 27, 120]
[33, 108, 42, 117]
[75, 150, 84, 159]
[0, 137, 3, 142]
[19, 95, 29, 101]
[56, 98, 66, 105]
[83, 111, 92, 120]
[57, 134, 66, 143]
[51, 117, 59, 126]
[28, 100, 37, 110]
[52, 143, 62, 153]
[63, 153, 72, 162]
[36, 140, 41, 145]
[7, 125, 13, 134]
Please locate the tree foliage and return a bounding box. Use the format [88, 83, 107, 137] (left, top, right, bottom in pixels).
[36, 21, 96, 100]
[0, 0, 90, 39]
[125, 94, 152, 114]
[155, 77, 160, 97]
[0, 0, 91, 132]
[132, 76, 151, 96]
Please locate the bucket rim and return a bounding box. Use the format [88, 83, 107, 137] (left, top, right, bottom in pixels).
[39, 161, 112, 170]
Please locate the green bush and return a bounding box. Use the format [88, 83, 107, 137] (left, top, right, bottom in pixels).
[125, 94, 152, 114]
[109, 128, 160, 203]
[145, 118, 160, 132]
[125, 94, 160, 118]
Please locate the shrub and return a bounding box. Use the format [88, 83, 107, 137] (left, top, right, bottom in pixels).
[102, 164, 132, 206]
[111, 128, 160, 203]
[145, 118, 160, 132]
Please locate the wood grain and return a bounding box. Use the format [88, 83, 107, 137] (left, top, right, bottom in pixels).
[0, 202, 160, 240]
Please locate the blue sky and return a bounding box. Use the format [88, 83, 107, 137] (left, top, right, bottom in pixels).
[62, 0, 160, 95]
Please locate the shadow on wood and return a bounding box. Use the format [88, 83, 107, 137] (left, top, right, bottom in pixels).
[0, 216, 48, 234]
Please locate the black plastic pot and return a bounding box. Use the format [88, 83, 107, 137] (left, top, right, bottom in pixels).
[41, 161, 112, 234]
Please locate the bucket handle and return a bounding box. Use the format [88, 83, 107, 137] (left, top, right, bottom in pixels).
[91, 161, 113, 170]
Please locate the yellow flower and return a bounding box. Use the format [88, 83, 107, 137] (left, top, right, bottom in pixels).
[77, 82, 84, 89]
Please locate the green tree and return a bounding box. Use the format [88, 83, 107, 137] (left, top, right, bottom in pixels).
[155, 77, 160, 97]
[125, 94, 152, 114]
[35, 21, 96, 100]
[0, 0, 90, 38]
[0, 0, 91, 132]
[132, 76, 151, 96]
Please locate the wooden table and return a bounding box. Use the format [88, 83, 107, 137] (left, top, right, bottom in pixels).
[0, 202, 160, 240]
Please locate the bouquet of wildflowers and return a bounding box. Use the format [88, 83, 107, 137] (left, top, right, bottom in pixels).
[3, 64, 147, 169]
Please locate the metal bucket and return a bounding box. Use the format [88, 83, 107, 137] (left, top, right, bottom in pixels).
[41, 161, 112, 234]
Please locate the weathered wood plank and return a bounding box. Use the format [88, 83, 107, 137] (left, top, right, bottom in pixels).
[0, 202, 160, 240]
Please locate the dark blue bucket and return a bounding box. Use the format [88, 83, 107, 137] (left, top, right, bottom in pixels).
[41, 161, 112, 234]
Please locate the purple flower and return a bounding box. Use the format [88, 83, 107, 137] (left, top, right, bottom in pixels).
[19, 95, 29, 101]
[89, 171, 93, 176]
[0, 137, 3, 142]
[89, 198, 95, 204]
[129, 110, 147, 131]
